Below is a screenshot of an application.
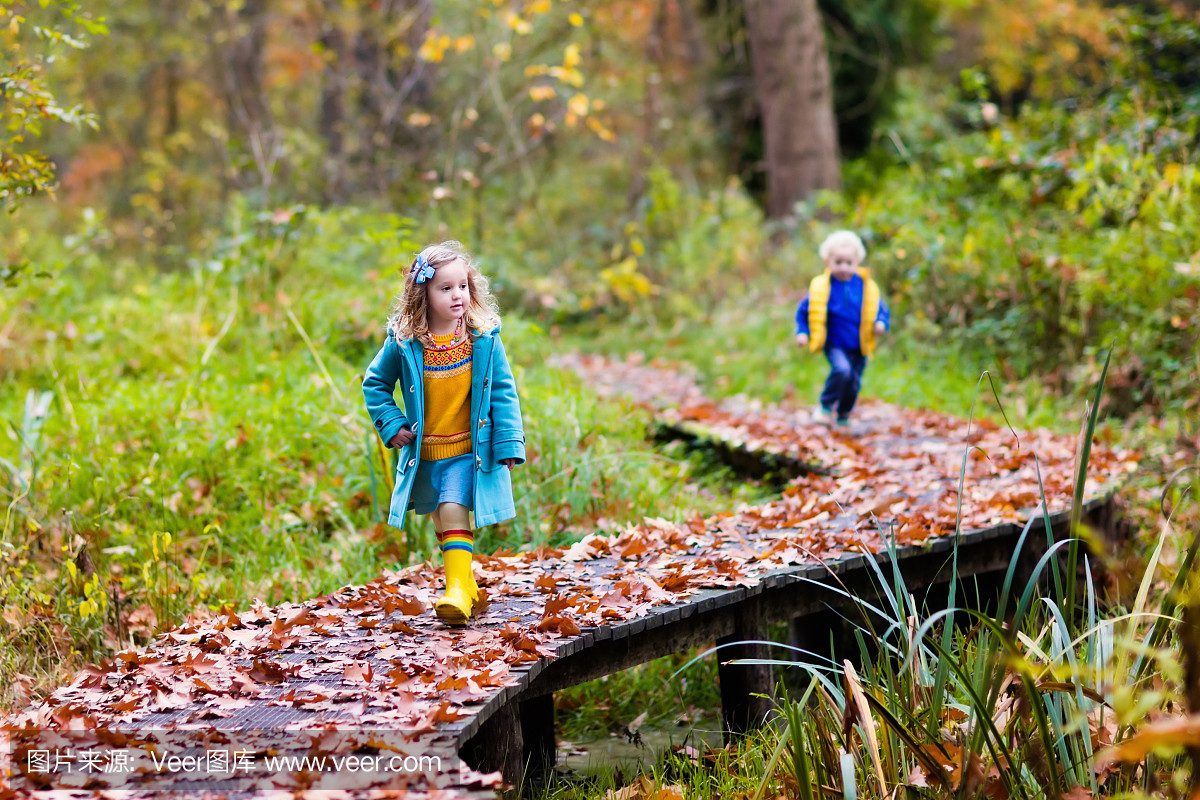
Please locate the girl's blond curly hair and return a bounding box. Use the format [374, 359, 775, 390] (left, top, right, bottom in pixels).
[387, 241, 501, 343]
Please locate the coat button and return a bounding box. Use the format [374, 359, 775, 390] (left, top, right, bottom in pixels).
[412, 424, 419, 433]
[476, 456, 482, 469]
[374, 420, 382, 428]
[409, 385, 415, 393]
[478, 419, 486, 429]
[407, 459, 416, 468]
[484, 378, 489, 387]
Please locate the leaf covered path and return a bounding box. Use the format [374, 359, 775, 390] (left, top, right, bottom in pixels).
[3, 355, 1135, 798]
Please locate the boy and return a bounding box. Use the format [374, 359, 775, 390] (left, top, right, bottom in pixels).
[794, 230, 890, 428]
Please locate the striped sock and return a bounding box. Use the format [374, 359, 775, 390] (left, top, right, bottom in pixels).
[438, 528, 474, 554]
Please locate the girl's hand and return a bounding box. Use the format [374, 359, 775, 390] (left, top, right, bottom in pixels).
[795, 333, 809, 348]
[873, 321, 886, 335]
[388, 428, 416, 447]
[500, 458, 517, 471]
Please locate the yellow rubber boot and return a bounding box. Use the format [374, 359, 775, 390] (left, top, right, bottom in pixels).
[440, 529, 478, 602]
[435, 532, 475, 625]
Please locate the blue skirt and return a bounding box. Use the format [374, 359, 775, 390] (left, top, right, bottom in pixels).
[409, 454, 475, 515]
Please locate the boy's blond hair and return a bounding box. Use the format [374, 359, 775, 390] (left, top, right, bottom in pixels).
[387, 241, 501, 342]
[818, 230, 867, 263]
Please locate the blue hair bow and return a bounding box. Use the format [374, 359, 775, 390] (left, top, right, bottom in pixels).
[411, 254, 435, 284]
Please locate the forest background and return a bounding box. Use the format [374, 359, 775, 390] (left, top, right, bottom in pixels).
[2, 0, 1200, 794]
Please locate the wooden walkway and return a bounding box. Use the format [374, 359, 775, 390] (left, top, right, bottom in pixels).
[2, 355, 1134, 798]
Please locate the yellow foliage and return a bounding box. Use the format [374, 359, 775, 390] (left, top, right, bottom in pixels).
[417, 32, 451, 63]
[529, 85, 556, 101]
[600, 257, 655, 303]
[493, 42, 512, 62]
[550, 65, 584, 87]
[454, 35, 475, 53]
[569, 13, 583, 27]
[568, 93, 589, 117]
[526, 112, 547, 136]
[587, 116, 615, 141]
[563, 43, 581, 69]
[506, 13, 532, 35]
[958, 0, 1119, 96]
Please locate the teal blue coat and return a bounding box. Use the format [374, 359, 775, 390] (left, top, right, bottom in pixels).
[362, 326, 526, 528]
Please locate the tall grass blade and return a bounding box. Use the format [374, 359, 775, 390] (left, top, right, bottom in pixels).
[365, 429, 380, 521]
[1015, 539, 1078, 631]
[839, 752, 857, 800]
[999, 515, 1038, 623]
[1129, 518, 1171, 686]
[789, 683, 817, 800]
[1041, 596, 1093, 788]
[1066, 344, 1113, 630]
[843, 660, 887, 797]
[1031, 458, 1067, 617]
[934, 370, 1017, 723]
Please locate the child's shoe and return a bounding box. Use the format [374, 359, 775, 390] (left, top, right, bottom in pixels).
[436, 531, 475, 626]
[813, 406, 834, 426]
[835, 416, 851, 430]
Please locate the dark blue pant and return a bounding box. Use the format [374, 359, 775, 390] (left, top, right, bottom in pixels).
[819, 346, 867, 418]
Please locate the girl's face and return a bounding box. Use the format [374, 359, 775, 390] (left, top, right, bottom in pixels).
[825, 247, 861, 281]
[425, 258, 470, 333]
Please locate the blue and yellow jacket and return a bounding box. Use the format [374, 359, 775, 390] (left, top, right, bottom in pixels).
[795, 269, 890, 355]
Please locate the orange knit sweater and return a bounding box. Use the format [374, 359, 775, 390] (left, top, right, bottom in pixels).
[421, 333, 473, 461]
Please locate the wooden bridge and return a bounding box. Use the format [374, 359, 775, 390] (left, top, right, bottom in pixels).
[1, 356, 1133, 798]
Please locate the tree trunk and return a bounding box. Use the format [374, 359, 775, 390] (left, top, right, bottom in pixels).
[743, 0, 840, 218]
[627, 0, 668, 208]
[353, 0, 433, 198]
[674, 0, 708, 70]
[211, 0, 280, 194]
[317, 10, 347, 202]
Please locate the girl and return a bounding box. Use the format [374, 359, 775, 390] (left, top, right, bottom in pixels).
[362, 241, 525, 625]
